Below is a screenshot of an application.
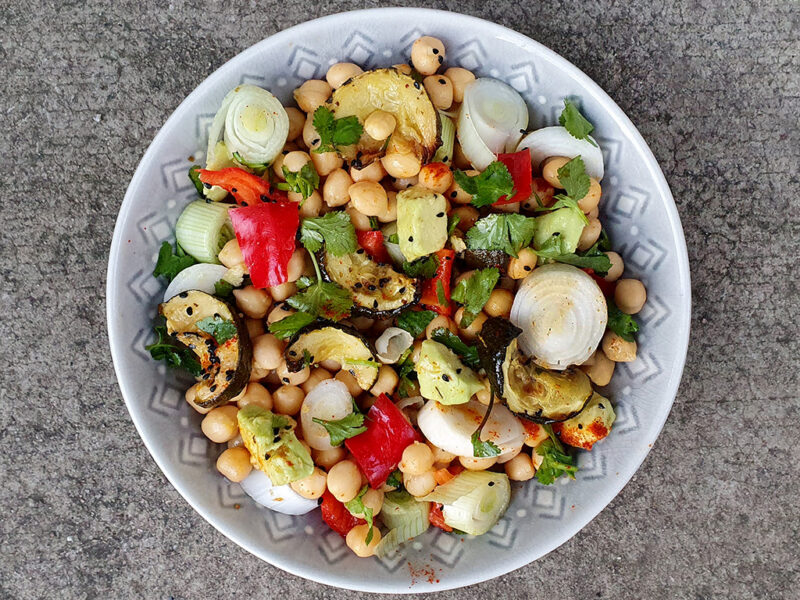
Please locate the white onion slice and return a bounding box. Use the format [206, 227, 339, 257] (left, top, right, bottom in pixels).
[162, 264, 229, 302]
[456, 107, 497, 170]
[417, 399, 524, 458]
[516, 126, 604, 179]
[510, 263, 607, 370]
[375, 327, 414, 364]
[239, 469, 317, 515]
[299, 379, 354, 451]
[461, 78, 528, 154]
[207, 84, 289, 168]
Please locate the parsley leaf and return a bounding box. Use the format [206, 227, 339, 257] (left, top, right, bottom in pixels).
[344, 485, 374, 544]
[534, 234, 611, 274]
[188, 165, 204, 196]
[312, 106, 363, 154]
[313, 412, 367, 447]
[153, 241, 196, 282]
[396, 310, 436, 338]
[299, 212, 358, 256]
[287, 280, 353, 320]
[454, 161, 515, 208]
[278, 163, 320, 201]
[214, 279, 234, 298]
[145, 322, 202, 376]
[465, 214, 536, 258]
[451, 268, 500, 328]
[559, 99, 597, 146]
[430, 327, 480, 369]
[268, 311, 316, 340]
[196, 316, 238, 344]
[557, 156, 590, 202]
[471, 430, 501, 458]
[402, 255, 439, 279]
[535, 439, 578, 485]
[607, 299, 640, 342]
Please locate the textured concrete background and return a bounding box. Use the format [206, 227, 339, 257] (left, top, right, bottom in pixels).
[1, 1, 798, 598]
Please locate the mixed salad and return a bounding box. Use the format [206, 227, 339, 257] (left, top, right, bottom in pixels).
[146, 35, 647, 559]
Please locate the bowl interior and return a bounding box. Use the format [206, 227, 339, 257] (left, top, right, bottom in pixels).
[107, 8, 690, 593]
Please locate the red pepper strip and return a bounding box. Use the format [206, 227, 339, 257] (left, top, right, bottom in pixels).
[420, 249, 455, 316]
[229, 202, 299, 288]
[197, 167, 287, 207]
[345, 394, 419, 489]
[356, 230, 392, 264]
[582, 268, 617, 298]
[320, 490, 365, 537]
[494, 148, 532, 206]
[429, 503, 453, 532]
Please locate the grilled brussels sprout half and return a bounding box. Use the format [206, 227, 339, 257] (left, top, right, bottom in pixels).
[159, 290, 252, 408]
[331, 68, 440, 167]
[319, 249, 420, 318]
[285, 322, 378, 390]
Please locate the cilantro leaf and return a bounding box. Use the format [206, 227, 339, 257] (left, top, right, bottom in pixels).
[312, 106, 363, 154]
[465, 214, 536, 258]
[344, 485, 374, 544]
[395, 349, 418, 399]
[313, 412, 367, 447]
[153, 241, 196, 282]
[386, 233, 399, 244]
[278, 163, 320, 201]
[454, 161, 515, 208]
[534, 234, 611, 273]
[544, 194, 590, 225]
[470, 430, 501, 458]
[385, 470, 403, 489]
[559, 99, 597, 146]
[402, 255, 439, 279]
[214, 279, 234, 298]
[451, 268, 499, 328]
[557, 156, 590, 202]
[145, 322, 202, 376]
[299, 212, 357, 255]
[430, 327, 480, 369]
[396, 310, 436, 338]
[607, 299, 640, 342]
[268, 311, 316, 340]
[196, 316, 238, 344]
[535, 439, 578, 485]
[188, 165, 204, 196]
[286, 280, 353, 321]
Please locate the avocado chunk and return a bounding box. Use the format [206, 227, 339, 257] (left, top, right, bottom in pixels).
[552, 392, 616, 450]
[416, 340, 484, 405]
[237, 405, 314, 485]
[533, 207, 586, 255]
[397, 186, 448, 262]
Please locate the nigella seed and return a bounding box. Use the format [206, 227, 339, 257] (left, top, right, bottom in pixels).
[438, 78, 446, 85]
[432, 48, 439, 54]
[289, 350, 297, 356]
[578, 424, 583, 429]
[209, 385, 217, 392]
[186, 306, 193, 316]
[260, 195, 268, 201]
[202, 372, 210, 380]
[437, 56, 443, 64]
[231, 188, 237, 193]
[357, 249, 365, 254]
[436, 212, 444, 218]
[413, 81, 421, 89]
[408, 236, 414, 242]
[373, 300, 378, 308]
[599, 403, 606, 409]
[524, 265, 532, 271]
[367, 284, 377, 291]
[355, 282, 363, 289]
[225, 370, 234, 381]
[442, 374, 450, 382]
[241, 201, 248, 207]
[456, 368, 462, 374]
[203, 182, 212, 189]
[450, 191, 457, 198]
[398, 287, 406, 294]
[488, 481, 495, 487]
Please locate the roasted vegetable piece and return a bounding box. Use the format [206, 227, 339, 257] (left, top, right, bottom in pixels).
[332, 68, 440, 167]
[552, 392, 616, 450]
[320, 249, 419, 318]
[463, 249, 509, 271]
[284, 322, 378, 389]
[476, 316, 522, 397]
[159, 290, 252, 408]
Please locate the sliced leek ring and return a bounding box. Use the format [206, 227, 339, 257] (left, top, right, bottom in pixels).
[510, 263, 607, 369]
[516, 126, 604, 179]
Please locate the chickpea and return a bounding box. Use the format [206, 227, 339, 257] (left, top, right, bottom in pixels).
[377, 190, 398, 223]
[227, 434, 244, 449]
[496, 444, 522, 464]
[302, 112, 321, 150]
[350, 488, 384, 519]
[452, 142, 471, 170]
[577, 217, 602, 251]
[496, 202, 520, 214]
[451, 206, 479, 232]
[455, 307, 487, 340]
[381, 151, 421, 179]
[391, 175, 419, 191]
[399, 442, 435, 475]
[522, 177, 555, 211]
[293, 79, 331, 113]
[313, 446, 347, 470]
[282, 249, 306, 284]
[504, 453, 535, 481]
[323, 168, 353, 207]
[370, 364, 399, 397]
[335, 369, 364, 398]
[459, 455, 498, 471]
[446, 170, 477, 204]
[350, 160, 386, 184]
[276, 359, 310, 388]
[363, 109, 397, 141]
[507, 248, 538, 279]
[185, 383, 212, 414]
[272, 151, 288, 180]
[483, 288, 514, 318]
[587, 205, 600, 219]
[604, 251, 624, 282]
[249, 362, 270, 382]
[267, 302, 294, 325]
[475, 379, 492, 406]
[216, 446, 252, 482]
[252, 333, 284, 370]
[282, 150, 311, 173]
[349, 181, 388, 216]
[579, 178, 602, 213]
[581, 350, 615, 386]
[319, 358, 341, 372]
[325, 62, 363, 89]
[418, 162, 453, 193]
[346, 523, 382, 558]
[269, 281, 296, 302]
[345, 204, 373, 231]
[233, 286, 272, 319]
[201, 405, 240, 443]
[615, 279, 647, 314]
[602, 331, 637, 362]
[285, 107, 305, 141]
[541, 156, 571, 188]
[423, 75, 453, 110]
[237, 382, 273, 410]
[523, 422, 549, 447]
[403, 470, 437, 497]
[443, 67, 476, 103]
[428, 443, 456, 465]
[310, 149, 343, 177]
[245, 317, 264, 340]
[411, 36, 445, 76]
[425, 314, 457, 338]
[327, 460, 362, 503]
[272, 383, 305, 414]
[290, 467, 327, 499]
[218, 238, 244, 268]
[296, 190, 323, 219]
[302, 367, 333, 394]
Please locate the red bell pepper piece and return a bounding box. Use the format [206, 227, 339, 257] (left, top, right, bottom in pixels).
[494, 148, 532, 206]
[356, 230, 391, 264]
[429, 503, 452, 532]
[582, 268, 616, 297]
[229, 202, 299, 288]
[345, 394, 418, 489]
[420, 249, 455, 316]
[320, 490, 365, 537]
[197, 167, 287, 207]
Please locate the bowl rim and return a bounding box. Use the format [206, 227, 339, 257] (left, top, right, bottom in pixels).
[107, 7, 691, 593]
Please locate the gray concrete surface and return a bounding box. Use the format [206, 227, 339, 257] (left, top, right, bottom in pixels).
[1, 1, 798, 598]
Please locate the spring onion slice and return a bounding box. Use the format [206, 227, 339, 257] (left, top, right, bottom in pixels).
[432, 111, 456, 165]
[175, 201, 235, 263]
[375, 491, 430, 558]
[456, 104, 497, 170]
[162, 263, 229, 302]
[206, 84, 289, 170]
[461, 78, 528, 154]
[510, 263, 607, 369]
[375, 327, 414, 364]
[516, 126, 604, 179]
[427, 471, 510, 536]
[300, 380, 355, 451]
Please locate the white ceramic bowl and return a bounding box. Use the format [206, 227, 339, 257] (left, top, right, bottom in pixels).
[107, 8, 691, 593]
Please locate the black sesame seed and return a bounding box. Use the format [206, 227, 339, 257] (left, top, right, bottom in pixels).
[450, 191, 457, 198]
[225, 370, 234, 381]
[231, 188, 237, 193]
[456, 368, 462, 374]
[437, 56, 443, 64]
[178, 292, 188, 298]
[186, 306, 193, 316]
[598, 403, 606, 409]
[578, 424, 583, 429]
[202, 372, 210, 380]
[209, 385, 217, 392]
[203, 182, 212, 189]
[355, 282, 363, 289]
[408, 236, 414, 242]
[282, 378, 290, 384]
[289, 350, 297, 356]
[261, 194, 268, 201]
[488, 481, 495, 487]
[524, 265, 532, 271]
[398, 287, 406, 294]
[442, 374, 450, 382]
[241, 201, 248, 207]
[356, 248, 365, 254]
[312, 138, 320, 145]
[373, 300, 379, 308]
[438, 78, 446, 85]
[442, 156, 449, 162]
[432, 48, 439, 55]
[413, 81, 421, 89]
[367, 284, 377, 291]
[436, 212, 444, 218]
[519, 128, 526, 134]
